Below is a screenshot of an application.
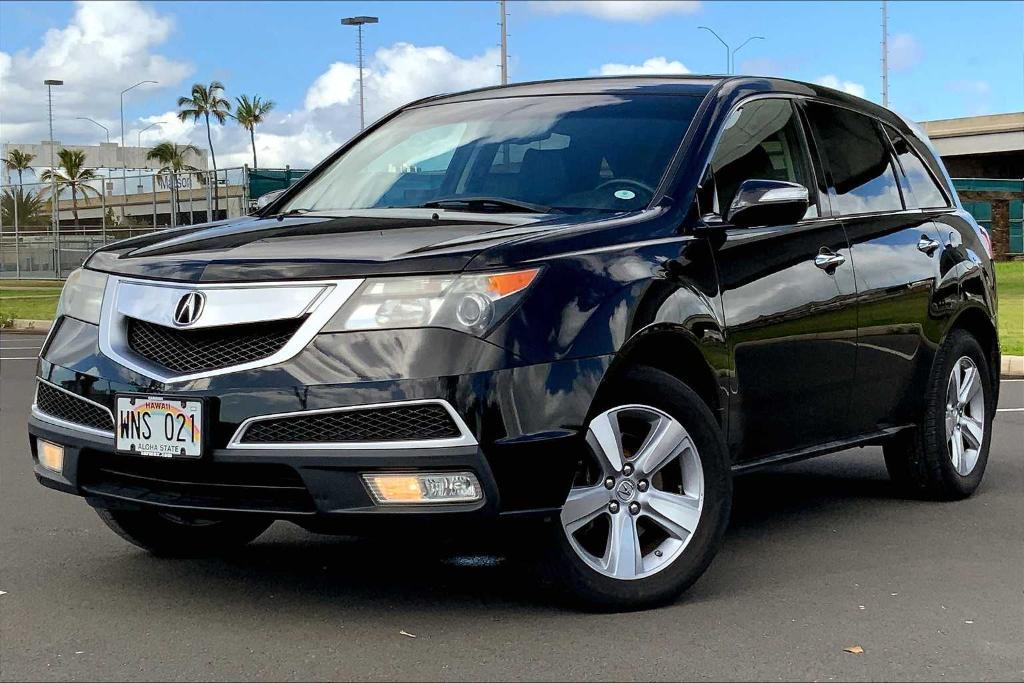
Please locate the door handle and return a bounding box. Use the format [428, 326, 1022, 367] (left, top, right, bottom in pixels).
[814, 248, 846, 271]
[917, 235, 941, 256]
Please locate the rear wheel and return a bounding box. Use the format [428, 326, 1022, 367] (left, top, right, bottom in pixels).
[547, 366, 731, 610]
[883, 329, 993, 499]
[96, 508, 272, 557]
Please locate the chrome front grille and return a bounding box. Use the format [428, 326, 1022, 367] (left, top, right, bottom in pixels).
[35, 382, 114, 433]
[237, 403, 463, 445]
[126, 317, 305, 374]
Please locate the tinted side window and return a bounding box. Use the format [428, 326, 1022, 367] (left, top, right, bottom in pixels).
[882, 125, 950, 209]
[806, 103, 903, 215]
[710, 98, 818, 219]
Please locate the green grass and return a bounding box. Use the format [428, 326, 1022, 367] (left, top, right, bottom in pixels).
[996, 262, 1024, 356]
[0, 279, 64, 288]
[0, 294, 60, 321]
[0, 280, 63, 322]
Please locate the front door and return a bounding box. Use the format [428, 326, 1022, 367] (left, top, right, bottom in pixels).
[706, 98, 858, 461]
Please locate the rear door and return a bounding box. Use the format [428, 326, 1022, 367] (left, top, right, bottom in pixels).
[803, 102, 947, 433]
[708, 98, 858, 461]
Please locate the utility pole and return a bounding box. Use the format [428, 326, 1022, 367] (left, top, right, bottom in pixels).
[120, 80, 157, 224]
[44, 79, 63, 275]
[341, 16, 379, 130]
[499, 0, 508, 85]
[881, 0, 889, 107]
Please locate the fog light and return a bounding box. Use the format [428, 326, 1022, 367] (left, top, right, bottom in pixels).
[362, 472, 482, 505]
[38, 440, 64, 473]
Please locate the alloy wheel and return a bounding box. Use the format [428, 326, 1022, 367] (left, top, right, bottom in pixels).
[560, 404, 704, 580]
[945, 356, 985, 476]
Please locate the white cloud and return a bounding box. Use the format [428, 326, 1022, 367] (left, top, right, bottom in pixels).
[531, 1, 701, 22]
[889, 33, 922, 71]
[0, 1, 191, 153]
[597, 57, 691, 76]
[0, 2, 502, 171]
[815, 75, 867, 99]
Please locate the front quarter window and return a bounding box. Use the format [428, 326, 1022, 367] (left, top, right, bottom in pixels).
[282, 94, 704, 215]
[707, 98, 819, 220]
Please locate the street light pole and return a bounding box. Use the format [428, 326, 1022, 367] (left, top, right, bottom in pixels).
[698, 26, 730, 74]
[341, 16, 379, 130]
[138, 122, 161, 150]
[699, 27, 765, 74]
[120, 80, 157, 222]
[731, 36, 765, 74]
[76, 117, 110, 143]
[44, 79, 63, 275]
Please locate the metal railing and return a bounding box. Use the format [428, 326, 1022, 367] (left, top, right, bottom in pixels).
[1, 166, 253, 278]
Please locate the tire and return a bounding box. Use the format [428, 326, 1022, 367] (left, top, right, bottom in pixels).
[883, 329, 993, 500]
[545, 365, 732, 610]
[96, 508, 272, 557]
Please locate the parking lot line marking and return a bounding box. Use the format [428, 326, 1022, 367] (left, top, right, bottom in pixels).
[0, 346, 42, 350]
[996, 408, 1024, 412]
[0, 357, 38, 361]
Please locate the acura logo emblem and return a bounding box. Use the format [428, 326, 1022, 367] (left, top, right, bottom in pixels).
[173, 291, 205, 326]
[616, 480, 636, 502]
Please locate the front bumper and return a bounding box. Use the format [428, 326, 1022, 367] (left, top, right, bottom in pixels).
[31, 317, 612, 521]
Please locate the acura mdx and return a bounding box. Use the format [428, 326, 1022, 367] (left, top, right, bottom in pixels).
[29, 76, 1000, 609]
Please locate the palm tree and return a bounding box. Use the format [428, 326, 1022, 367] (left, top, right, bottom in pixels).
[176, 81, 231, 212]
[1, 149, 35, 188]
[147, 142, 202, 226]
[40, 149, 101, 229]
[1, 188, 49, 229]
[233, 94, 275, 169]
[1, 149, 37, 230]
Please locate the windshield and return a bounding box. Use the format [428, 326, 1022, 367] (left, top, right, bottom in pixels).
[282, 94, 703, 215]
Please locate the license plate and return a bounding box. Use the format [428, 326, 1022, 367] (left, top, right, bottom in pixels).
[116, 395, 203, 458]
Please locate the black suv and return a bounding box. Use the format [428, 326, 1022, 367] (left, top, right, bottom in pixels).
[30, 76, 999, 609]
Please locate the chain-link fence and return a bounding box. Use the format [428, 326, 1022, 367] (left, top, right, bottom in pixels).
[1, 166, 256, 278]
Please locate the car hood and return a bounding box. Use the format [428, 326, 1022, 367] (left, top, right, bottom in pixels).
[84, 209, 581, 283]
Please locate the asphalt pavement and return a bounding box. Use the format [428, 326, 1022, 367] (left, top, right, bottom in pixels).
[2, 332, 1022, 682]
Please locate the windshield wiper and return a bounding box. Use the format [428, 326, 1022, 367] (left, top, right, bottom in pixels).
[417, 196, 555, 214]
[273, 207, 314, 221]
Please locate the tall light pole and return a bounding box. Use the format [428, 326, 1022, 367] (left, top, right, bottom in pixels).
[44, 79, 63, 271]
[138, 123, 162, 201]
[881, 0, 889, 106]
[120, 80, 157, 221]
[76, 117, 110, 143]
[731, 36, 765, 74]
[498, 0, 508, 85]
[341, 16, 378, 130]
[699, 27, 765, 74]
[137, 122, 161, 150]
[698, 26, 730, 74]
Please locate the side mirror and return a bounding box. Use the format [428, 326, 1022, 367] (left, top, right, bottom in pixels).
[726, 179, 809, 228]
[255, 188, 287, 212]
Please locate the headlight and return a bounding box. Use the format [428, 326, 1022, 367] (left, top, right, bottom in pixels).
[326, 268, 540, 336]
[56, 268, 108, 325]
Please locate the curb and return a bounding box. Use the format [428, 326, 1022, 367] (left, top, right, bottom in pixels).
[3, 317, 1023, 377]
[3, 319, 53, 333]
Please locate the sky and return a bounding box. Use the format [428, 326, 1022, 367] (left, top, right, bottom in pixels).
[1, 0, 1022, 176]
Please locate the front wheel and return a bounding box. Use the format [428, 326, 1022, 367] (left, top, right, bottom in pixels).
[96, 508, 272, 557]
[546, 366, 732, 610]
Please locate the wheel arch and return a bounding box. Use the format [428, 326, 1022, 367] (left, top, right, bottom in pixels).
[596, 325, 726, 426]
[943, 305, 1000, 401]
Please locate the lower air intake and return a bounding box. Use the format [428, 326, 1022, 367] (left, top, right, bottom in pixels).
[238, 403, 463, 444]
